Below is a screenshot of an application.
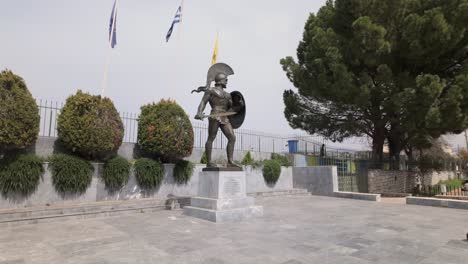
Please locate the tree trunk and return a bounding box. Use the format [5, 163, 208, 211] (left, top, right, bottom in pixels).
[388, 135, 403, 170]
[371, 133, 385, 169]
[405, 145, 414, 171]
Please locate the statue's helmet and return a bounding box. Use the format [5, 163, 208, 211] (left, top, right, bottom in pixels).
[214, 73, 228, 86]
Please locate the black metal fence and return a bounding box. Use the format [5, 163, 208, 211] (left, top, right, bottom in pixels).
[37, 99, 350, 153]
[413, 184, 468, 197]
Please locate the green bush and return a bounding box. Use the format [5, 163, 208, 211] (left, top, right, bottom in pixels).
[271, 153, 292, 167]
[57, 90, 124, 160]
[0, 70, 40, 152]
[262, 160, 281, 184]
[251, 160, 265, 169]
[103, 156, 131, 192]
[241, 151, 254, 165]
[438, 179, 463, 189]
[138, 99, 194, 162]
[173, 160, 194, 184]
[49, 154, 94, 195]
[0, 154, 44, 196]
[200, 151, 208, 164]
[134, 158, 165, 190]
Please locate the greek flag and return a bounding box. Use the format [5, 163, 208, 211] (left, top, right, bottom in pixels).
[109, 0, 117, 48]
[166, 5, 182, 42]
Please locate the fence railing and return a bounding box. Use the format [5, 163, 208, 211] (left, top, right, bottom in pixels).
[413, 184, 468, 197]
[38, 99, 359, 153]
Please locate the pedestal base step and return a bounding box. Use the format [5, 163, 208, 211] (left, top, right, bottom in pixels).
[248, 188, 310, 198]
[191, 197, 255, 210]
[183, 205, 263, 222]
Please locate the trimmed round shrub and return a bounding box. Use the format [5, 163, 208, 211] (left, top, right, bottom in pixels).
[134, 158, 164, 190]
[262, 160, 281, 184]
[173, 160, 194, 184]
[0, 154, 44, 196]
[241, 151, 254, 165]
[0, 70, 40, 152]
[57, 90, 124, 160]
[102, 156, 130, 192]
[138, 99, 194, 162]
[49, 154, 94, 195]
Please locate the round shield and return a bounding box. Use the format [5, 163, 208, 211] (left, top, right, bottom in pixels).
[229, 91, 246, 129]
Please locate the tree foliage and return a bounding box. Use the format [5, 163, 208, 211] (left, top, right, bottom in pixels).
[137, 99, 194, 163]
[281, 0, 468, 167]
[0, 69, 40, 153]
[57, 90, 124, 160]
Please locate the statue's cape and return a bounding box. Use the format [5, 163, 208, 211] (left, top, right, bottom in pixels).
[229, 91, 245, 129]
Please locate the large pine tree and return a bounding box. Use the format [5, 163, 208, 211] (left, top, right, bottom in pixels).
[281, 0, 468, 167]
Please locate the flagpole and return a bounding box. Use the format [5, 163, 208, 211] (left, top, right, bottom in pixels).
[101, 0, 118, 98]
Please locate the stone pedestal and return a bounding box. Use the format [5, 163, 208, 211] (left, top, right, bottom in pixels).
[183, 170, 263, 222]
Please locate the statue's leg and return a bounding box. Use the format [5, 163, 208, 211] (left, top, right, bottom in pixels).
[206, 119, 219, 167]
[220, 123, 238, 167]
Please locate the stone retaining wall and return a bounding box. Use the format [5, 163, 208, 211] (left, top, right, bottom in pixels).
[368, 170, 412, 194]
[292, 166, 338, 196]
[368, 169, 457, 194]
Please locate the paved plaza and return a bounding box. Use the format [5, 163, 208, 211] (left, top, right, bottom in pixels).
[1, 196, 468, 264]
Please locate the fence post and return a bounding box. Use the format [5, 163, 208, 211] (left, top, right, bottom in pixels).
[48, 100, 53, 137]
[258, 136, 261, 152]
[43, 100, 47, 135]
[241, 134, 243, 151]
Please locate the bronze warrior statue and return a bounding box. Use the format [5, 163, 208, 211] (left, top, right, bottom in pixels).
[193, 63, 245, 168]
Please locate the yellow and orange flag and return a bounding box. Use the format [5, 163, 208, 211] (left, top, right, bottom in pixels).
[211, 33, 219, 65]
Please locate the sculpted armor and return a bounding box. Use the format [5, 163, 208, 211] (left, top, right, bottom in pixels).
[193, 63, 244, 168]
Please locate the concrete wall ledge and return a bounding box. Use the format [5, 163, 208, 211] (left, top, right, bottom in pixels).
[334, 191, 381, 202]
[406, 197, 468, 210]
[434, 195, 468, 201]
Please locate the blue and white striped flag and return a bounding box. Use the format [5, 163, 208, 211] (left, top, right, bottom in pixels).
[109, 0, 117, 48]
[166, 5, 182, 42]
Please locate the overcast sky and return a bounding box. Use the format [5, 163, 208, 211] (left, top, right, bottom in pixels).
[1, 0, 466, 150]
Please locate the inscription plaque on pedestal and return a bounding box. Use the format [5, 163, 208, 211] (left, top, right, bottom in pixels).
[223, 177, 241, 196]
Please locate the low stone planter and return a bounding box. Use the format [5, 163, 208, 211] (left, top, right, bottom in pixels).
[0, 163, 293, 209]
[245, 166, 293, 193]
